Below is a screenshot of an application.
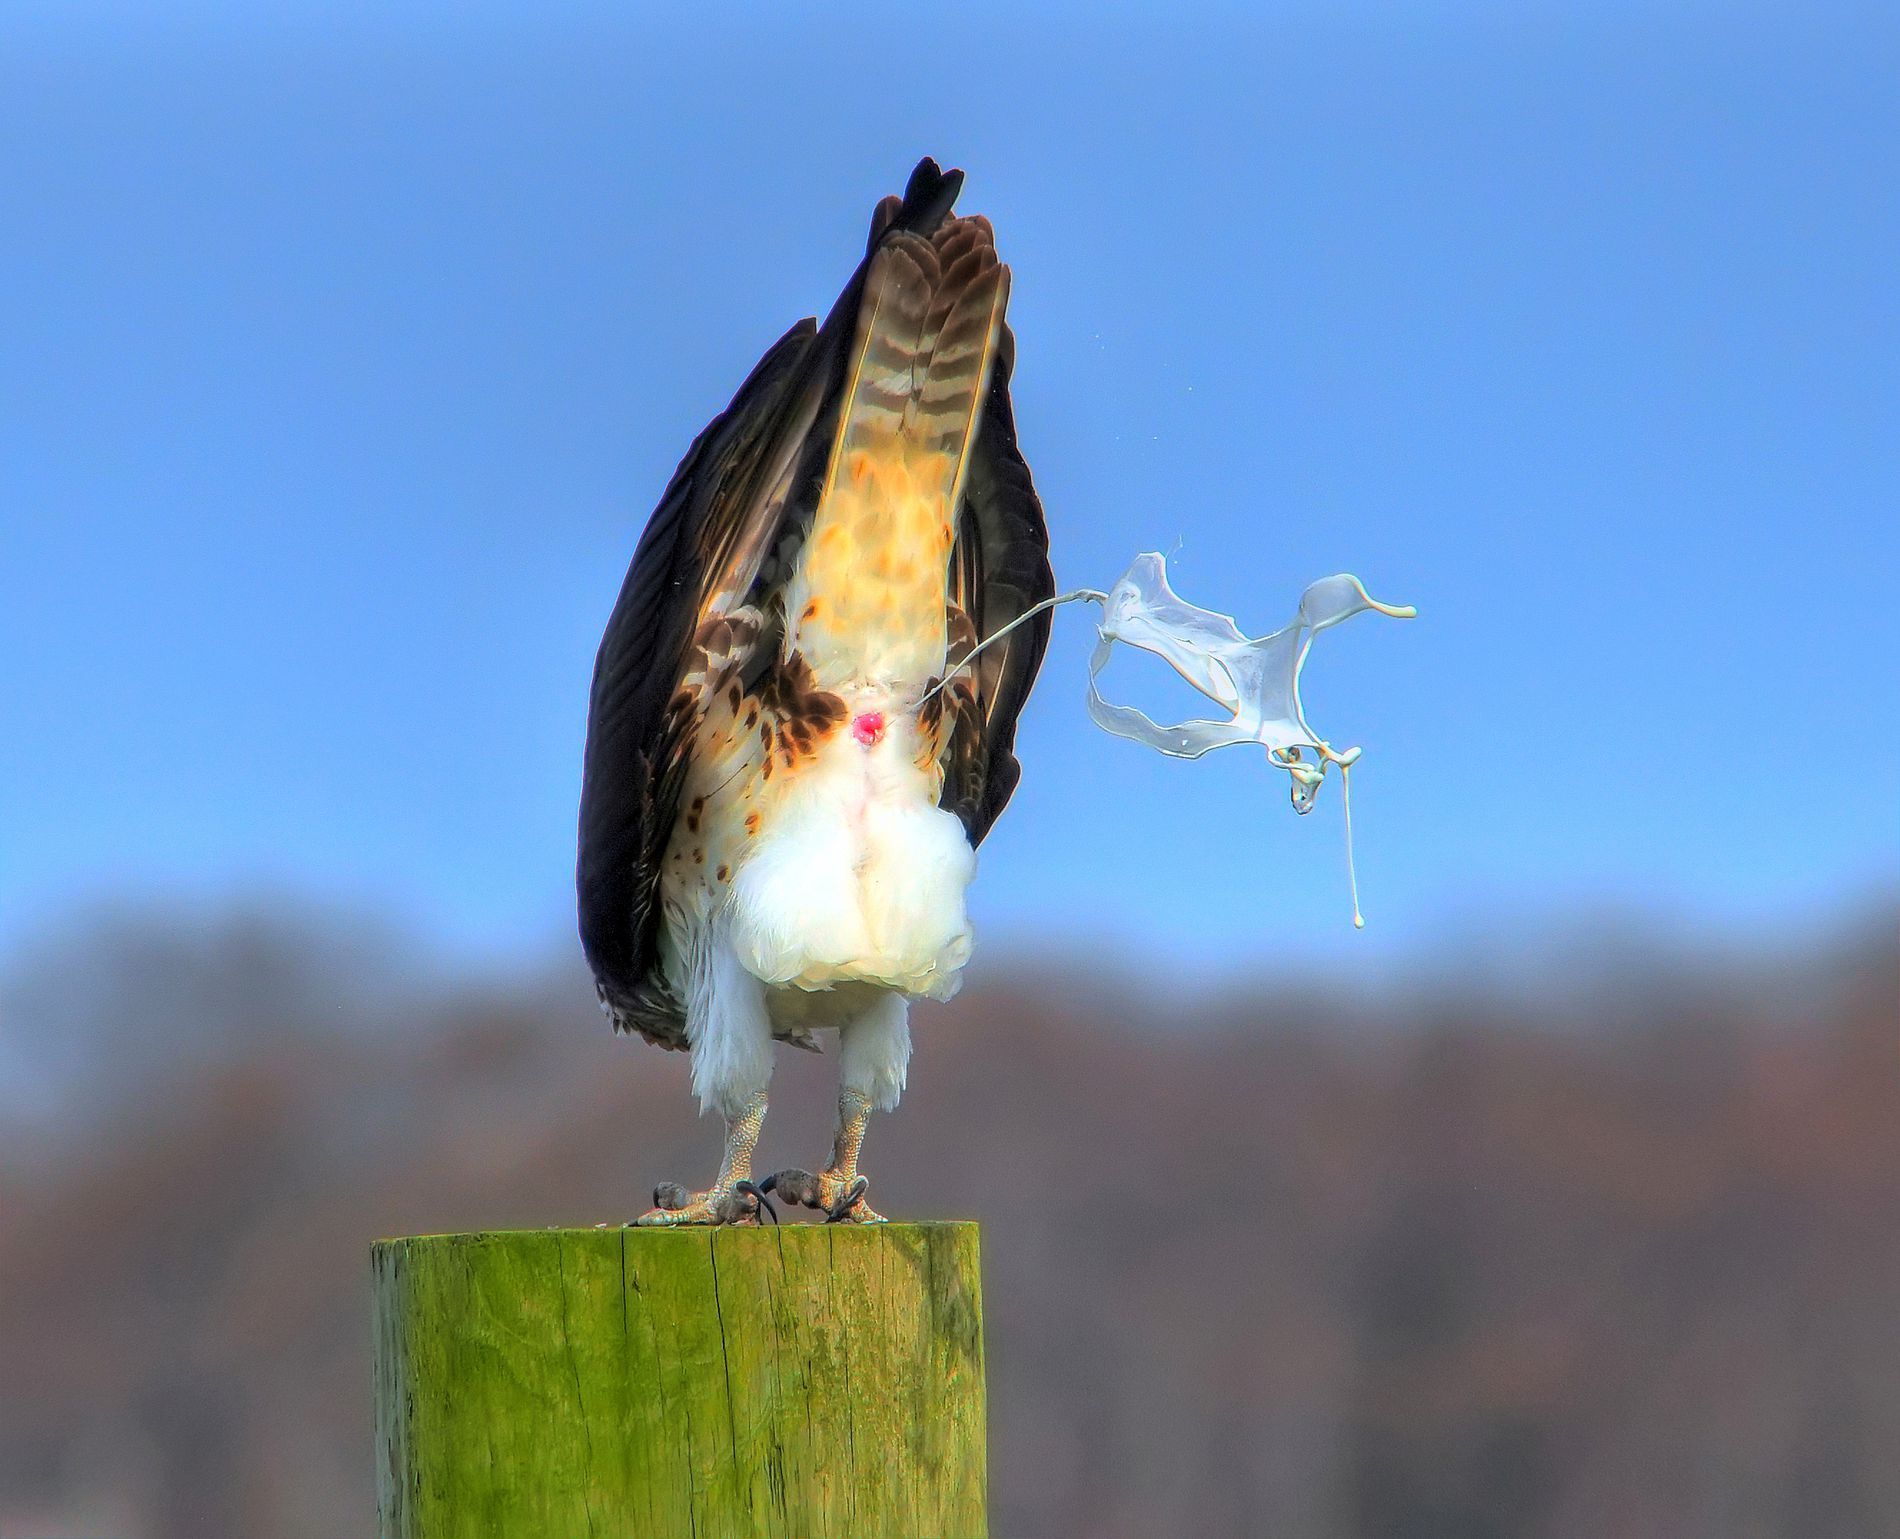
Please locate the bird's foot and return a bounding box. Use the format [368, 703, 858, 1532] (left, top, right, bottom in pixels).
[757, 1167, 885, 1223]
[631, 1179, 775, 1227]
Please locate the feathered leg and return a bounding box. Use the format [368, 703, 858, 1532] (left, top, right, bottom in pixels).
[635, 938, 776, 1226]
[636, 1089, 772, 1226]
[762, 992, 909, 1224]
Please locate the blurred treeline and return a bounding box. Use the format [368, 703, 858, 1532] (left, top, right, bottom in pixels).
[1, 902, 1896, 1538]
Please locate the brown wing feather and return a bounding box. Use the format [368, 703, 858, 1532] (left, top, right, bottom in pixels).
[577, 320, 819, 1044]
[940, 322, 1057, 844]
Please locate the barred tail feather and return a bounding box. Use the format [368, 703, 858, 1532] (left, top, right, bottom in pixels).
[820, 217, 1010, 523]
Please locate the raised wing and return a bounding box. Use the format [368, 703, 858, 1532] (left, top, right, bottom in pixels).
[939, 324, 1057, 845]
[577, 319, 818, 1037]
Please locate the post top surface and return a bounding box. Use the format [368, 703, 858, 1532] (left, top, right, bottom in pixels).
[374, 1220, 979, 1251]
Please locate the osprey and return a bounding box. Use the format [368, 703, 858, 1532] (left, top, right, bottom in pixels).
[578, 160, 1054, 1225]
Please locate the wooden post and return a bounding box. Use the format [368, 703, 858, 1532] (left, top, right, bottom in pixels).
[373, 1223, 986, 1539]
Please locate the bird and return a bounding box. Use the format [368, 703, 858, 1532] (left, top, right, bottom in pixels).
[577, 158, 1054, 1226]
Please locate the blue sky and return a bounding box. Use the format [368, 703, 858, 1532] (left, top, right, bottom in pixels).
[2, 3, 1894, 978]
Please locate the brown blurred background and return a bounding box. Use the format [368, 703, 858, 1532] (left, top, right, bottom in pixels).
[3, 900, 1895, 1537]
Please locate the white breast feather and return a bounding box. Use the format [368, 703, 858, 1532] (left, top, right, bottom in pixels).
[729, 714, 974, 1000]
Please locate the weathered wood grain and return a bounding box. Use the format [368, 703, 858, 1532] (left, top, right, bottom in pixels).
[373, 1223, 986, 1538]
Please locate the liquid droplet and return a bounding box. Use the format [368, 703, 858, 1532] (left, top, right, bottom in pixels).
[1342, 759, 1365, 930]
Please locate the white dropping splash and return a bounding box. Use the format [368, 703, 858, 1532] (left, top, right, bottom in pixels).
[919, 552, 1414, 928]
[915, 587, 1107, 711]
[1082, 553, 1414, 927]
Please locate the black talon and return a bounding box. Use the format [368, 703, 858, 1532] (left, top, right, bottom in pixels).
[760, 1168, 823, 1209]
[733, 1179, 777, 1224]
[652, 1181, 690, 1211]
[825, 1176, 870, 1223]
